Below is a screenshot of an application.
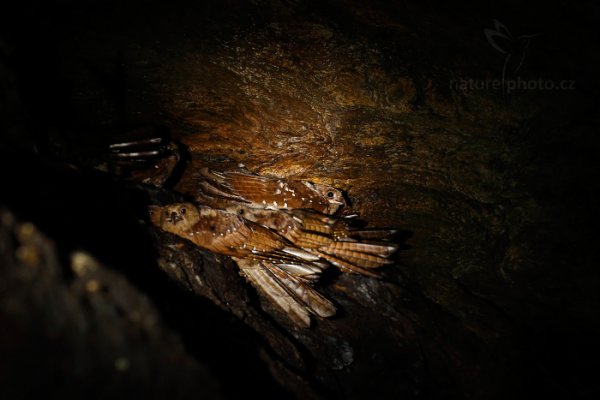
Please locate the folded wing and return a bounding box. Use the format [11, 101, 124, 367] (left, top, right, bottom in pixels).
[236, 258, 336, 327]
[197, 168, 344, 214]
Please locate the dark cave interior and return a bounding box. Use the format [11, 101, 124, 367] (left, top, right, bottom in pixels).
[1, 1, 599, 399]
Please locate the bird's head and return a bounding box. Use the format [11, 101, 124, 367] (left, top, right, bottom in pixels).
[149, 202, 200, 234]
[312, 183, 346, 213]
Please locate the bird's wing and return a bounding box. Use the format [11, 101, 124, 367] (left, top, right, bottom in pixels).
[236, 258, 336, 327]
[187, 209, 288, 256]
[198, 168, 331, 212]
[283, 209, 399, 274]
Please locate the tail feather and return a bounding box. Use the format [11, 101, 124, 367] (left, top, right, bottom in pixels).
[280, 246, 321, 261]
[338, 229, 398, 241]
[316, 252, 380, 277]
[275, 264, 322, 281]
[301, 221, 334, 235]
[293, 231, 334, 248]
[265, 266, 336, 318]
[321, 247, 392, 268]
[251, 249, 329, 278]
[288, 209, 398, 254]
[238, 262, 311, 326]
[326, 241, 398, 257]
[236, 258, 335, 327]
[251, 249, 323, 268]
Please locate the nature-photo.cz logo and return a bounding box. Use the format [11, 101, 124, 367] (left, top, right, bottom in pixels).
[450, 20, 575, 93]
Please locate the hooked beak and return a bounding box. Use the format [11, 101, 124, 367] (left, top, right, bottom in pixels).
[167, 211, 182, 224]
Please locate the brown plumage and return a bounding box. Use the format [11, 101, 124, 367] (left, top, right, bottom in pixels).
[224, 204, 397, 277]
[150, 203, 287, 257]
[196, 168, 346, 214]
[236, 258, 335, 327]
[150, 186, 398, 326]
[149, 202, 336, 326]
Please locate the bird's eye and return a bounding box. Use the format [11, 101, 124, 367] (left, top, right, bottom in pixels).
[327, 191, 334, 198]
[238, 209, 244, 215]
[180, 207, 186, 215]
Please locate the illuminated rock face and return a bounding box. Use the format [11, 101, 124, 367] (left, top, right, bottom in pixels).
[1, 1, 598, 399]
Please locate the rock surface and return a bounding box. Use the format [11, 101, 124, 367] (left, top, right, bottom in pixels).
[1, 0, 599, 399]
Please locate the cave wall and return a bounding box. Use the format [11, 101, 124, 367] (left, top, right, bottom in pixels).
[1, 1, 599, 399]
